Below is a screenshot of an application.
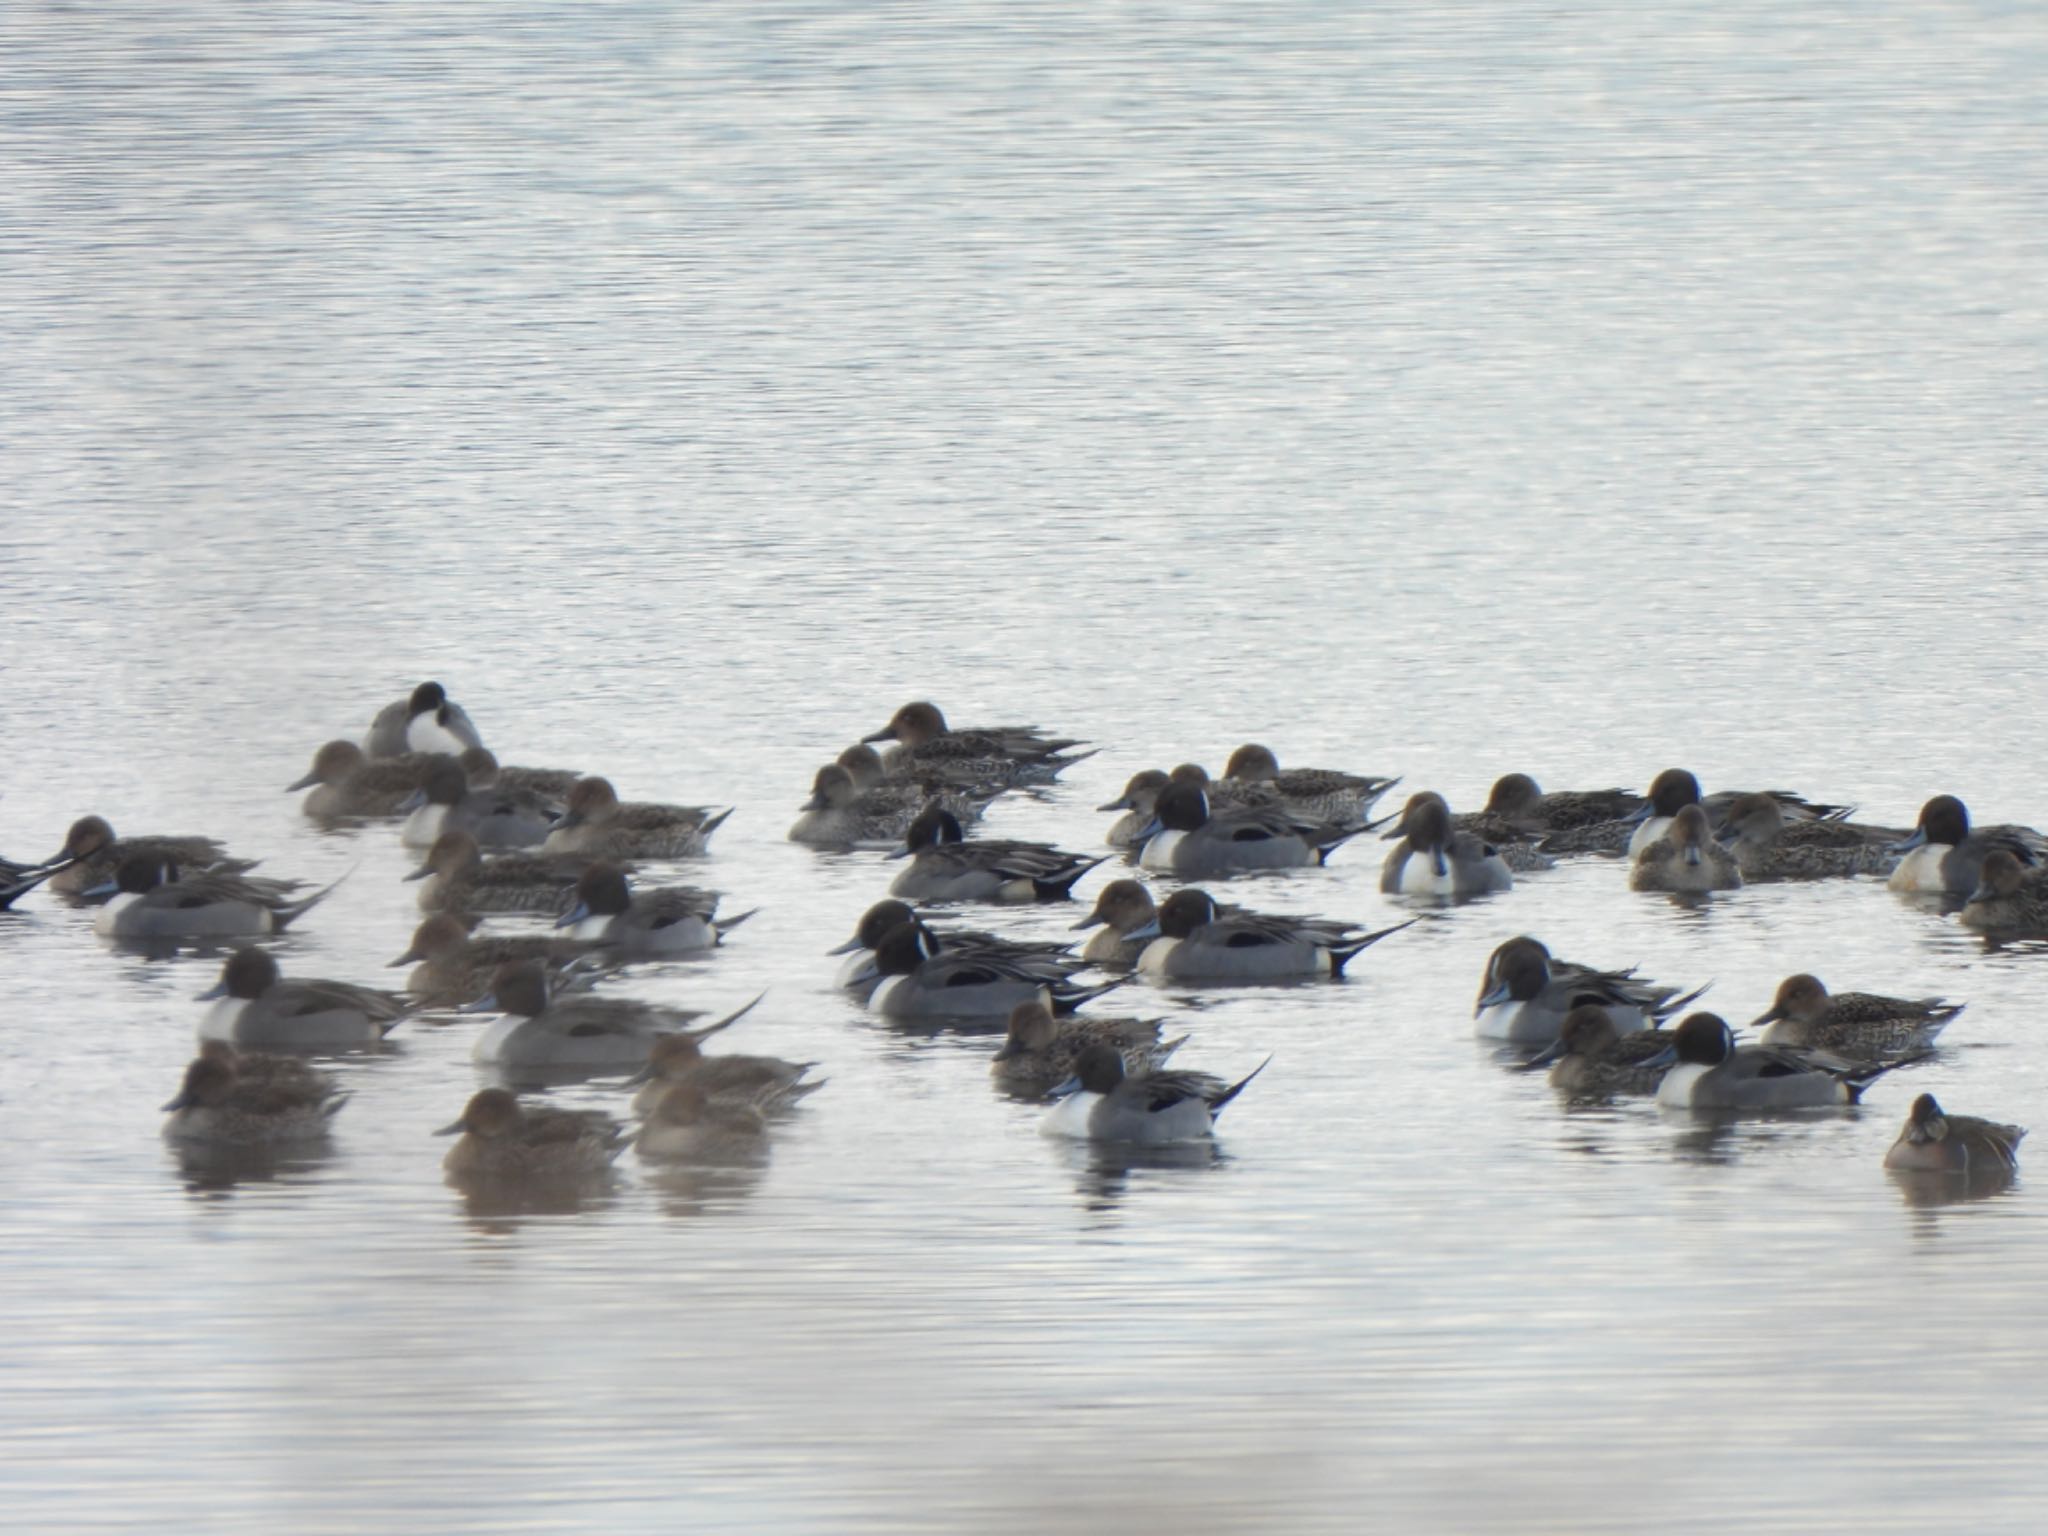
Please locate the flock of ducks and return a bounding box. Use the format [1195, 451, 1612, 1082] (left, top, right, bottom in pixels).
[2, 683, 2040, 1194]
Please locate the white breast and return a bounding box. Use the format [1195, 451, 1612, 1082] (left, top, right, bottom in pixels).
[1655, 1062, 1709, 1108]
[1887, 845, 1949, 893]
[1627, 817, 1671, 857]
[400, 803, 449, 850]
[1039, 1091, 1104, 1139]
[1395, 856, 1455, 897]
[1137, 830, 1187, 871]
[1135, 937, 1181, 976]
[92, 892, 141, 938]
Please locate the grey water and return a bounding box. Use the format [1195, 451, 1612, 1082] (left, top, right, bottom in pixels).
[5, 2, 2048, 1530]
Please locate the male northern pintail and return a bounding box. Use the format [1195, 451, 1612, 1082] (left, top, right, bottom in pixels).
[288, 740, 439, 820]
[990, 1001, 1186, 1098]
[1960, 849, 2048, 938]
[541, 777, 731, 860]
[1749, 973, 1961, 1058]
[626, 1026, 821, 1117]
[827, 898, 1074, 991]
[860, 701, 1093, 787]
[437, 1088, 629, 1179]
[787, 764, 996, 847]
[399, 757, 557, 851]
[1888, 795, 2048, 897]
[0, 852, 69, 910]
[1480, 774, 1643, 836]
[553, 863, 747, 957]
[162, 1048, 347, 1147]
[199, 946, 413, 1050]
[364, 680, 483, 758]
[460, 747, 582, 803]
[1221, 744, 1399, 824]
[1128, 887, 1414, 982]
[1717, 793, 1901, 882]
[634, 1083, 771, 1164]
[888, 805, 1104, 903]
[460, 960, 758, 1070]
[1379, 792, 1512, 898]
[1523, 1005, 1677, 1098]
[92, 856, 339, 940]
[1040, 1043, 1268, 1145]
[47, 815, 254, 898]
[1098, 770, 1171, 849]
[1655, 1012, 1904, 1110]
[1884, 1093, 2026, 1176]
[860, 920, 1120, 1023]
[405, 830, 594, 915]
[1629, 804, 1742, 893]
[1473, 935, 1705, 1046]
[1138, 782, 1376, 879]
[1069, 879, 1174, 966]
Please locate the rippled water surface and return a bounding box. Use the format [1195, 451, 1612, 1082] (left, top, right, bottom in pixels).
[6, 3, 2048, 1530]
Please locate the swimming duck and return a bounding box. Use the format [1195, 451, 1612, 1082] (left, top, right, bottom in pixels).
[1379, 792, 1512, 897]
[861, 920, 1120, 1023]
[1098, 770, 1173, 849]
[287, 740, 440, 819]
[1523, 1005, 1676, 1098]
[860, 701, 1093, 787]
[1040, 1043, 1269, 1145]
[1221, 744, 1399, 824]
[1446, 806, 1555, 873]
[459, 747, 582, 803]
[461, 961, 758, 1070]
[92, 856, 338, 940]
[404, 830, 595, 915]
[399, 757, 558, 851]
[364, 680, 484, 758]
[1473, 935, 1704, 1046]
[1629, 804, 1742, 893]
[1960, 849, 2048, 938]
[1749, 973, 1961, 1058]
[1655, 1012, 1901, 1110]
[1069, 879, 1175, 966]
[1138, 782, 1375, 879]
[1130, 887, 1414, 982]
[542, 777, 731, 860]
[436, 1088, 629, 1179]
[1717, 793, 1901, 882]
[199, 946, 413, 1050]
[388, 913, 600, 1006]
[827, 899, 1074, 991]
[46, 815, 254, 898]
[1888, 795, 2048, 897]
[1884, 1093, 2026, 1175]
[553, 863, 746, 957]
[633, 1083, 771, 1164]
[162, 1048, 347, 1147]
[787, 764, 996, 847]
[1540, 775, 1848, 858]
[990, 1001, 1186, 1098]
[888, 806, 1104, 903]
[626, 1029, 823, 1117]
[1480, 773, 1644, 835]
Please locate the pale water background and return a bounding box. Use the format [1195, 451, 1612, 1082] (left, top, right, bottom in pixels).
[5, 2, 2048, 1530]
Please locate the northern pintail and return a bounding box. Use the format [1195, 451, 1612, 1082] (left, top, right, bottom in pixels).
[1749, 973, 1961, 1058]
[1539, 773, 1848, 858]
[1098, 770, 1171, 849]
[1655, 1012, 1902, 1110]
[1138, 782, 1375, 879]
[199, 946, 413, 1050]
[405, 830, 594, 915]
[1069, 879, 1173, 966]
[990, 1001, 1186, 1098]
[1523, 1005, 1677, 1098]
[554, 863, 746, 957]
[0, 853, 69, 910]
[541, 777, 731, 860]
[364, 680, 483, 759]
[1620, 769, 1706, 857]
[389, 913, 598, 1005]
[460, 961, 757, 1070]
[1221, 744, 1399, 824]
[1481, 773, 1643, 835]
[1040, 1043, 1268, 1145]
[288, 740, 439, 820]
[634, 1083, 771, 1163]
[626, 1027, 821, 1117]
[1629, 804, 1742, 893]
[1884, 1094, 2026, 1175]
[1717, 793, 1901, 882]
[861, 920, 1119, 1023]
[399, 757, 557, 851]
[1446, 807, 1554, 873]
[1960, 849, 2048, 938]
[162, 1049, 347, 1147]
[1379, 792, 1512, 898]
[861, 701, 1093, 787]
[47, 815, 253, 898]
[92, 857, 339, 940]
[1130, 887, 1413, 982]
[827, 899, 1074, 991]
[1888, 795, 2048, 897]
[436, 1088, 629, 1179]
[888, 806, 1104, 903]
[787, 764, 996, 847]
[460, 747, 582, 803]
[1473, 935, 1704, 1046]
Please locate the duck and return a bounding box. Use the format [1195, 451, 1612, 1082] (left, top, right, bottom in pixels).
[91, 856, 339, 940]
[1040, 1043, 1268, 1145]
[194, 1038, 334, 1095]
[633, 1083, 771, 1164]
[626, 1029, 822, 1117]
[364, 680, 484, 758]
[399, 757, 558, 851]
[1523, 1005, 1676, 1098]
[436, 1088, 629, 1179]
[1541, 774, 1848, 858]
[1479, 773, 1644, 836]
[1221, 743, 1398, 824]
[887, 805, 1104, 903]
[1655, 1012, 1902, 1110]
[388, 913, 599, 1006]
[860, 920, 1120, 1023]
[404, 830, 594, 915]
[787, 764, 996, 847]
[46, 815, 255, 898]
[861, 700, 1093, 786]
[1749, 973, 1961, 1058]
[460, 961, 757, 1070]
[1445, 806, 1555, 873]
[1379, 792, 1512, 897]
[1623, 768, 1710, 857]
[1097, 770, 1172, 849]
[1629, 804, 1742, 894]
[459, 747, 582, 803]
[199, 946, 413, 1050]
[0, 853, 69, 910]
[1472, 935, 1704, 1046]
[1129, 887, 1414, 982]
[1960, 849, 2048, 938]
[541, 777, 731, 860]
[1717, 793, 1901, 882]
[553, 863, 747, 957]
[826, 899, 1074, 991]
[161, 1048, 347, 1147]
[1883, 1093, 2026, 1175]
[1138, 782, 1374, 879]
[990, 1001, 1186, 1098]
[287, 740, 439, 819]
[1888, 795, 2048, 897]
[1068, 879, 1173, 966]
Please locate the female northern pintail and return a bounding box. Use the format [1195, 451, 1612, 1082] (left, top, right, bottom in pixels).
[399, 758, 557, 851]
[787, 764, 995, 847]
[436, 1088, 629, 1179]
[1138, 782, 1374, 879]
[1749, 973, 1960, 1058]
[827, 899, 1074, 991]
[1480, 773, 1643, 836]
[1960, 849, 2048, 938]
[860, 920, 1119, 1023]
[405, 830, 593, 915]
[288, 740, 439, 820]
[1129, 887, 1413, 982]
[1069, 879, 1172, 966]
[1446, 807, 1554, 873]
[460, 960, 759, 1070]
[634, 1083, 771, 1164]
[1523, 1005, 1677, 1098]
[1221, 743, 1399, 824]
[1888, 795, 2048, 897]
[1655, 1013, 1902, 1111]
[364, 680, 484, 758]
[554, 863, 747, 957]
[199, 946, 413, 1050]
[860, 701, 1093, 787]
[1473, 935, 1704, 1046]
[888, 805, 1104, 903]
[1629, 804, 1742, 893]
[92, 856, 338, 940]
[1040, 1043, 1268, 1145]
[47, 815, 254, 898]
[1098, 770, 1171, 849]
[0, 852, 68, 910]
[460, 747, 582, 803]
[1884, 1094, 2026, 1176]
[541, 777, 731, 860]
[389, 913, 597, 1006]
[1717, 793, 1901, 882]
[1379, 792, 1512, 898]
[626, 1027, 821, 1117]
[991, 1001, 1186, 1098]
[162, 1048, 347, 1147]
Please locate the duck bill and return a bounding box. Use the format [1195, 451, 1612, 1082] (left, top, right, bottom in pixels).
[1046, 1074, 1084, 1100]
[387, 947, 422, 968]
[1888, 827, 1927, 854]
[1747, 1007, 1782, 1029]
[285, 769, 322, 792]
[1131, 818, 1163, 843]
[456, 993, 500, 1015]
[1683, 845, 1703, 868]
[1069, 911, 1107, 931]
[160, 1091, 193, 1112]
[552, 901, 591, 930]
[859, 727, 899, 744]
[1125, 918, 1161, 941]
[194, 980, 229, 1001]
[883, 845, 915, 862]
[81, 878, 119, 899]
[1095, 795, 1133, 812]
[1473, 980, 1510, 1019]
[1965, 883, 1992, 905]
[395, 788, 426, 813]
[401, 863, 433, 883]
[1621, 802, 1653, 826]
[1521, 1038, 1567, 1069]
[432, 1118, 466, 1136]
[824, 934, 866, 956]
[622, 1062, 654, 1087]
[800, 791, 828, 812]
[1430, 847, 1449, 879]
[554, 812, 586, 831]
